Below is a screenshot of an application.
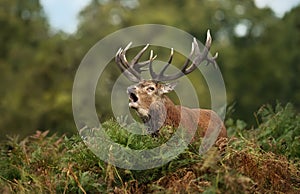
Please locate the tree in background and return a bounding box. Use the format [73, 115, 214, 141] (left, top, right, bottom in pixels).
[0, 0, 299, 139]
[0, 0, 76, 137]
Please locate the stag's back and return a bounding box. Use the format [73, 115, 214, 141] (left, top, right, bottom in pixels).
[160, 96, 227, 140]
[177, 106, 227, 141]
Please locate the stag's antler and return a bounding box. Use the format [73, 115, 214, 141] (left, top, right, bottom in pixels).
[115, 42, 156, 82]
[149, 30, 218, 81]
[115, 30, 218, 82]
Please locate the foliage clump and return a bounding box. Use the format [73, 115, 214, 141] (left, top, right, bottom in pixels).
[256, 103, 300, 159]
[0, 103, 299, 193]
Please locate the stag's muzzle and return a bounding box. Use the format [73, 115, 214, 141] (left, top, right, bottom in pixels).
[127, 86, 136, 95]
[127, 86, 139, 109]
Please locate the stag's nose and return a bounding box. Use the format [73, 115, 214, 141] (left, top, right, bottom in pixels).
[127, 86, 139, 103]
[127, 85, 136, 94]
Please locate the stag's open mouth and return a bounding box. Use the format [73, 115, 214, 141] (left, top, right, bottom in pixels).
[129, 92, 138, 102]
[128, 92, 139, 110]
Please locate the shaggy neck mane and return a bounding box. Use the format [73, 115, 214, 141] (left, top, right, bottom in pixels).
[162, 95, 181, 128]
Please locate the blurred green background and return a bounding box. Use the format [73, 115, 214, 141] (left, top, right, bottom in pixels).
[0, 0, 299, 139]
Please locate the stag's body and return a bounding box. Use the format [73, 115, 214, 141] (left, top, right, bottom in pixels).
[127, 80, 227, 140]
[115, 30, 227, 140]
[165, 99, 227, 139]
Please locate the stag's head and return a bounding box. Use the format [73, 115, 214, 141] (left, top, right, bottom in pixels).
[126, 80, 177, 118]
[115, 30, 218, 121]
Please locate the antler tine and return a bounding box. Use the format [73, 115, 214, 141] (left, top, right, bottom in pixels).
[184, 37, 201, 74]
[119, 42, 133, 69]
[205, 29, 212, 50]
[131, 44, 155, 73]
[117, 42, 131, 70]
[149, 50, 158, 80]
[155, 39, 196, 81]
[180, 39, 197, 74]
[124, 42, 133, 51]
[119, 48, 141, 78]
[115, 42, 142, 82]
[131, 44, 149, 65]
[202, 30, 219, 68]
[154, 29, 218, 82]
[115, 48, 128, 72]
[157, 48, 174, 80]
[115, 48, 141, 82]
[115, 42, 155, 82]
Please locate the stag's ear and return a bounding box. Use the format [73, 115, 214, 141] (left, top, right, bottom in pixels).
[160, 82, 177, 94]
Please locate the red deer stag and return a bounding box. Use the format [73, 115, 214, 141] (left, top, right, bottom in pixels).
[115, 30, 227, 141]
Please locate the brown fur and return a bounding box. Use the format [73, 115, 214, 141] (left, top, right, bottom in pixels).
[127, 80, 227, 140]
[161, 96, 227, 140]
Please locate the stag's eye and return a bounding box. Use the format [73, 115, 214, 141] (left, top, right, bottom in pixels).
[147, 87, 155, 92]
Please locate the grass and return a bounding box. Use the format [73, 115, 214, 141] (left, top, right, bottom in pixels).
[0, 103, 299, 193]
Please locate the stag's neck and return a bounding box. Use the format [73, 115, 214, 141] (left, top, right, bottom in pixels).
[162, 96, 181, 127]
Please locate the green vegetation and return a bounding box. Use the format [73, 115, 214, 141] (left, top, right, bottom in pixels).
[1, 103, 299, 193]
